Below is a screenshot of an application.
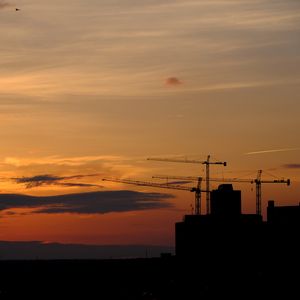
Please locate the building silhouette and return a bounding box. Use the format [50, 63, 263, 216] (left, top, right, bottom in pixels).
[267, 200, 300, 226]
[175, 184, 299, 264]
[0, 184, 298, 298]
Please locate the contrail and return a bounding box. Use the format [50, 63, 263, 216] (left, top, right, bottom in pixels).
[245, 148, 300, 155]
[0, 1, 11, 9]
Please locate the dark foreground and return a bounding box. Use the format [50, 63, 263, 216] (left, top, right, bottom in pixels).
[0, 256, 298, 299]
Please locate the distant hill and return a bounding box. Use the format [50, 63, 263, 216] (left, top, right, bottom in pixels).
[0, 241, 174, 260]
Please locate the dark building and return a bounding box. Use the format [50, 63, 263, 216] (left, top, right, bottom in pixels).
[176, 185, 263, 261]
[175, 184, 299, 265]
[265, 200, 300, 261]
[267, 200, 300, 226]
[210, 184, 241, 218]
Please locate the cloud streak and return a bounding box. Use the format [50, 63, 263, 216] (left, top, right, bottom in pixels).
[0, 1, 11, 9]
[3, 155, 123, 167]
[12, 174, 102, 189]
[1, 0, 300, 99]
[282, 164, 300, 169]
[245, 148, 300, 155]
[0, 191, 174, 215]
[165, 77, 183, 86]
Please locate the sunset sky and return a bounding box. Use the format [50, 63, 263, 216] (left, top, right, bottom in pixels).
[0, 0, 300, 248]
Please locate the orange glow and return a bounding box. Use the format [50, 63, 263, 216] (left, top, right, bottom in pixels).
[0, 0, 299, 248]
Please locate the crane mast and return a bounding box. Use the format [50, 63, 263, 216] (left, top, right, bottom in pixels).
[152, 170, 291, 216]
[192, 177, 202, 215]
[254, 170, 290, 215]
[206, 156, 210, 215]
[255, 170, 262, 216]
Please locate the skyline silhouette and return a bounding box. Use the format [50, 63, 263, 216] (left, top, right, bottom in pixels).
[0, 173, 298, 259]
[0, 184, 298, 299]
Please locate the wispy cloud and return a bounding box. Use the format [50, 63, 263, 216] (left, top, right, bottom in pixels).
[0, 1, 11, 9]
[245, 148, 300, 155]
[11, 174, 102, 189]
[191, 78, 300, 92]
[1, 0, 299, 99]
[3, 155, 124, 167]
[0, 155, 147, 192]
[282, 164, 300, 169]
[165, 77, 183, 87]
[0, 191, 174, 215]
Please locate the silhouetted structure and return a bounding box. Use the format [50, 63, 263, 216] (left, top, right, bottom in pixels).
[175, 184, 299, 267]
[267, 200, 300, 226]
[210, 184, 241, 217]
[0, 184, 298, 298]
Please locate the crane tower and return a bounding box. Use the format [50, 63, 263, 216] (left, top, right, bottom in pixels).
[153, 170, 290, 216]
[148, 155, 226, 214]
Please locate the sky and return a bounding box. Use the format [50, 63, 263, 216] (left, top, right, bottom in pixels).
[0, 0, 300, 249]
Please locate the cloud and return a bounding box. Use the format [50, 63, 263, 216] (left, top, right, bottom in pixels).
[0, 191, 174, 215]
[245, 148, 300, 155]
[0, 156, 146, 191]
[3, 155, 123, 167]
[165, 77, 183, 86]
[282, 164, 300, 169]
[11, 174, 102, 189]
[0, 1, 11, 9]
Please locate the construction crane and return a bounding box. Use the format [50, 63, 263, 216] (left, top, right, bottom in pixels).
[152, 170, 291, 216]
[102, 177, 205, 215]
[147, 155, 227, 214]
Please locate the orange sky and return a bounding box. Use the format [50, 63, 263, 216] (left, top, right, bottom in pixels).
[0, 0, 299, 247]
